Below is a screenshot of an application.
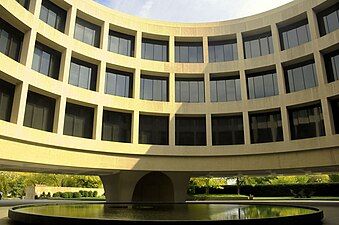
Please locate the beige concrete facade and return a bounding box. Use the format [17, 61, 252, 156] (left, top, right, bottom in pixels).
[0, 0, 338, 202]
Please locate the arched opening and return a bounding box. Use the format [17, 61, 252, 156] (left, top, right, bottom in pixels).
[132, 172, 174, 202]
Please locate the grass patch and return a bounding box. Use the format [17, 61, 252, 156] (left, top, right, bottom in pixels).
[189, 194, 249, 200]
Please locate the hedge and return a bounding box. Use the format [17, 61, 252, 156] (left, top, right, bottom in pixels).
[190, 183, 339, 197]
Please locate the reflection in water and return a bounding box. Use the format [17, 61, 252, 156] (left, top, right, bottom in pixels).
[16, 204, 317, 221]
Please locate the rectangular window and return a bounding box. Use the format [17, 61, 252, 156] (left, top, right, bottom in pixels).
[102, 110, 131, 143]
[0, 79, 15, 122]
[140, 75, 168, 102]
[284, 60, 318, 93]
[0, 18, 23, 61]
[331, 99, 339, 134]
[141, 38, 168, 62]
[317, 3, 339, 36]
[108, 30, 135, 57]
[139, 115, 169, 145]
[208, 39, 238, 62]
[210, 75, 241, 102]
[250, 111, 283, 143]
[175, 42, 203, 63]
[247, 70, 279, 99]
[23, 91, 55, 132]
[175, 116, 206, 146]
[69, 58, 97, 91]
[279, 19, 311, 50]
[212, 115, 244, 145]
[289, 103, 325, 140]
[63, 102, 94, 139]
[74, 17, 100, 47]
[243, 32, 274, 59]
[324, 49, 339, 82]
[105, 69, 132, 98]
[39, 0, 66, 32]
[16, 0, 30, 9]
[32, 42, 61, 79]
[175, 78, 204, 103]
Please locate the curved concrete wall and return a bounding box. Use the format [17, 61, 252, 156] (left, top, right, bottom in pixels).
[0, 0, 338, 175]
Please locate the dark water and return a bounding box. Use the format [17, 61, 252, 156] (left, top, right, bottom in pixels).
[15, 204, 317, 221]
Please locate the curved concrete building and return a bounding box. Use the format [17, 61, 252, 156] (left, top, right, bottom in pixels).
[0, 0, 338, 202]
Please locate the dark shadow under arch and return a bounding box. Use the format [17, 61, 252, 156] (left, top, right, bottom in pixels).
[132, 172, 174, 202]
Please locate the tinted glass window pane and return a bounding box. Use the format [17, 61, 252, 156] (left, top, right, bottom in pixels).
[208, 40, 238, 62]
[105, 69, 132, 98]
[0, 19, 23, 61]
[216, 80, 226, 102]
[243, 32, 273, 58]
[74, 18, 100, 47]
[317, 3, 339, 36]
[69, 58, 97, 91]
[16, 0, 30, 9]
[141, 38, 168, 62]
[284, 60, 317, 93]
[176, 116, 206, 146]
[176, 78, 204, 103]
[63, 103, 93, 138]
[176, 42, 203, 63]
[102, 110, 131, 143]
[279, 20, 310, 50]
[212, 115, 244, 145]
[331, 99, 339, 134]
[0, 79, 15, 121]
[139, 115, 168, 145]
[250, 111, 283, 143]
[289, 104, 325, 139]
[23, 91, 55, 132]
[247, 70, 278, 99]
[324, 50, 339, 82]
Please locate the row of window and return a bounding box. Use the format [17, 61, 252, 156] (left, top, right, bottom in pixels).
[0, 18, 338, 104]
[0, 81, 337, 145]
[14, 0, 339, 62]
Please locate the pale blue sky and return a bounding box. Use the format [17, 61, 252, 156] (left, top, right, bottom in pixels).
[94, 0, 293, 23]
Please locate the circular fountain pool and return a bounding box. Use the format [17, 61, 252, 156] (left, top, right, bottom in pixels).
[9, 203, 323, 225]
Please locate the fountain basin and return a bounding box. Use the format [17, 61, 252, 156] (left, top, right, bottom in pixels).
[8, 203, 323, 225]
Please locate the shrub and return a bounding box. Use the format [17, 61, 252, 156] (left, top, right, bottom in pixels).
[47, 192, 51, 198]
[79, 190, 84, 196]
[82, 191, 88, 197]
[61, 192, 69, 198]
[88, 191, 93, 197]
[73, 192, 81, 198]
[93, 191, 98, 197]
[53, 192, 61, 198]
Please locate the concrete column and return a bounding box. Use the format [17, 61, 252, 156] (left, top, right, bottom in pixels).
[321, 98, 335, 136]
[165, 172, 191, 202]
[10, 81, 29, 125]
[101, 21, 109, 50]
[204, 72, 211, 103]
[97, 61, 106, 94]
[307, 9, 320, 41]
[169, 72, 175, 103]
[242, 111, 251, 145]
[236, 32, 244, 60]
[281, 106, 291, 141]
[101, 171, 145, 202]
[132, 110, 139, 144]
[135, 31, 142, 59]
[101, 171, 190, 203]
[314, 50, 327, 85]
[169, 36, 175, 63]
[206, 113, 212, 146]
[65, 5, 77, 36]
[271, 23, 286, 95]
[55, 95, 67, 135]
[59, 48, 72, 83]
[20, 29, 37, 67]
[239, 70, 248, 101]
[203, 36, 209, 63]
[29, 0, 42, 16]
[94, 104, 103, 140]
[133, 68, 141, 99]
[169, 113, 175, 146]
